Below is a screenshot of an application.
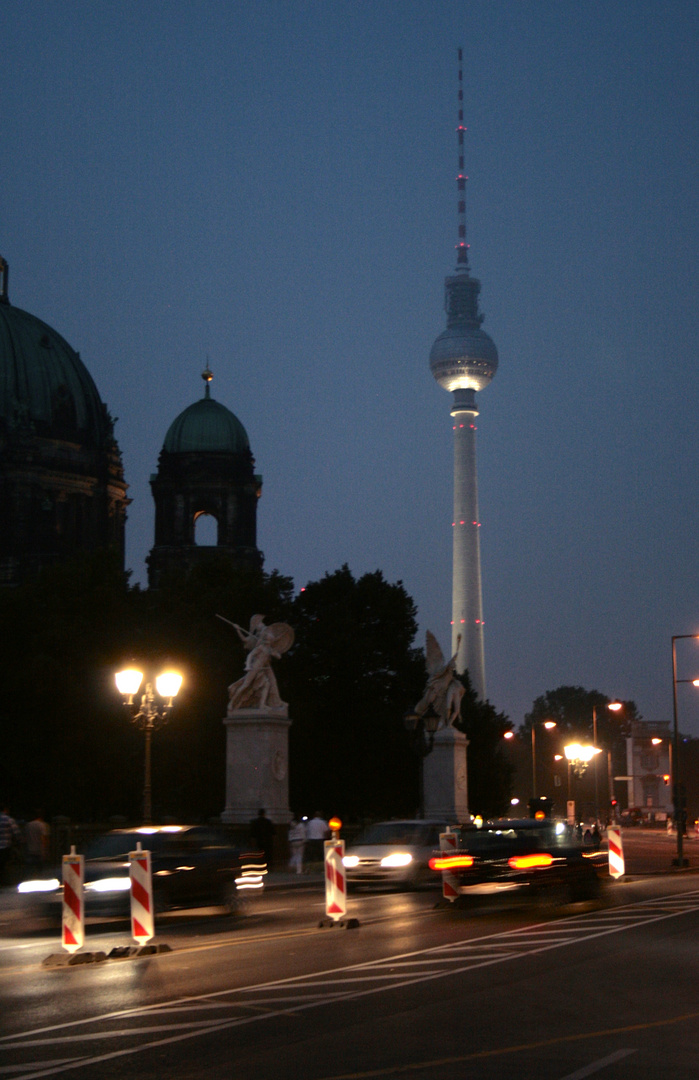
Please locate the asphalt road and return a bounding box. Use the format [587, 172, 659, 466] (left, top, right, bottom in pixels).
[2, 832, 699, 1080]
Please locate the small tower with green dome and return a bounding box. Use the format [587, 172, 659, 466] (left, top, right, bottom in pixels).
[147, 368, 263, 586]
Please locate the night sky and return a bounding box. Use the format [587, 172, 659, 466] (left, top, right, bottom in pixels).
[2, 1, 698, 733]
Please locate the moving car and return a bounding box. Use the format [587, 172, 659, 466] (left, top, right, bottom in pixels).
[429, 818, 607, 904]
[18, 825, 265, 917]
[342, 820, 452, 888]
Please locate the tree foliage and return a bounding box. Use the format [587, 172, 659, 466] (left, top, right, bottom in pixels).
[284, 565, 426, 820]
[523, 685, 640, 753]
[453, 672, 514, 819]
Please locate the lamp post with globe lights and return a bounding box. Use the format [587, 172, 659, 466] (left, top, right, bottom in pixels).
[115, 667, 183, 824]
[531, 721, 556, 801]
[670, 634, 699, 868]
[564, 743, 602, 820]
[592, 701, 623, 824]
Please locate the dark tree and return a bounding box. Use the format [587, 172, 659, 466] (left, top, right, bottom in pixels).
[0, 552, 294, 823]
[523, 686, 641, 820]
[284, 565, 426, 820]
[452, 672, 514, 819]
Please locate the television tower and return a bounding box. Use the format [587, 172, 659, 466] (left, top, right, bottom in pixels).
[429, 48, 499, 700]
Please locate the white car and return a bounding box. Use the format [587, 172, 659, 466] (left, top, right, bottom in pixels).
[342, 820, 452, 888]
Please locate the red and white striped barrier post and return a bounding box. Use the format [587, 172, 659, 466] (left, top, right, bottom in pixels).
[62, 847, 84, 953]
[129, 844, 154, 945]
[439, 829, 461, 902]
[607, 826, 625, 879]
[324, 816, 347, 922]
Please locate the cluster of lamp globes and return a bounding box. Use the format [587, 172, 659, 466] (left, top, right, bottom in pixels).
[115, 668, 183, 707]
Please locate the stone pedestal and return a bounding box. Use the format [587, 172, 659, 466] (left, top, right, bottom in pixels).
[221, 708, 292, 825]
[423, 726, 470, 821]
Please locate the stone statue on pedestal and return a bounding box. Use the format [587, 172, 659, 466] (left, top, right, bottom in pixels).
[415, 630, 470, 822]
[217, 614, 295, 826]
[223, 614, 294, 714]
[414, 630, 465, 729]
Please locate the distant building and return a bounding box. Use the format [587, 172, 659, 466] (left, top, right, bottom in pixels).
[0, 257, 128, 585]
[624, 721, 672, 819]
[147, 367, 263, 587]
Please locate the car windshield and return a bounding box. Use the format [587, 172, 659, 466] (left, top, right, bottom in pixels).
[354, 823, 446, 847]
[83, 833, 176, 859]
[465, 823, 576, 853]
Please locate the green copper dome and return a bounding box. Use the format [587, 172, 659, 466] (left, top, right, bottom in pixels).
[162, 375, 250, 455]
[0, 290, 111, 447]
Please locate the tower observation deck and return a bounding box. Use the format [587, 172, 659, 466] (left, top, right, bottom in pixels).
[429, 48, 498, 700]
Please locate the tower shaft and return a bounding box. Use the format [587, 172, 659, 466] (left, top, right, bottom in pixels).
[451, 388, 485, 697]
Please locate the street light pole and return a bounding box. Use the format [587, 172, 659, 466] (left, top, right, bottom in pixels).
[531, 721, 556, 801]
[116, 668, 183, 824]
[669, 635, 699, 868]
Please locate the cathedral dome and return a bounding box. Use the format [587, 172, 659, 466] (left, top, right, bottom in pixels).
[162, 392, 250, 455]
[0, 293, 110, 448]
[0, 258, 127, 585]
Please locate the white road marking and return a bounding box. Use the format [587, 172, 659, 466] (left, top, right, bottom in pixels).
[2, 893, 698, 1079]
[559, 1048, 637, 1078]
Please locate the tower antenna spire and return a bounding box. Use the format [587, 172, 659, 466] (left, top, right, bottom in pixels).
[455, 46, 469, 271]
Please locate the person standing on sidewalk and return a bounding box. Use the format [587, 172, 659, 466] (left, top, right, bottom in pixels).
[0, 806, 21, 885]
[288, 816, 306, 875]
[306, 812, 329, 865]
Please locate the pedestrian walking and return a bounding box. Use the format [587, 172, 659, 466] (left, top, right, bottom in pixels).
[306, 811, 329, 865]
[250, 808, 275, 868]
[288, 816, 306, 875]
[25, 810, 50, 870]
[0, 806, 21, 885]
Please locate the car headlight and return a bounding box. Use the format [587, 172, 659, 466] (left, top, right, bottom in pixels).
[380, 853, 413, 868]
[17, 878, 60, 894]
[84, 877, 131, 893]
[342, 855, 359, 868]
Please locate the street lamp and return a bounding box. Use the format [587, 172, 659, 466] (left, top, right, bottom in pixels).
[592, 701, 623, 824]
[403, 704, 441, 819]
[115, 667, 183, 824]
[564, 743, 602, 819]
[670, 635, 699, 868]
[531, 721, 556, 800]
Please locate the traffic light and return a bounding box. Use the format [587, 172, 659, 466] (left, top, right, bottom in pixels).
[611, 798, 618, 808]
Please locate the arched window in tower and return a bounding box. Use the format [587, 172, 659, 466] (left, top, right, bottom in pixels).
[194, 512, 218, 546]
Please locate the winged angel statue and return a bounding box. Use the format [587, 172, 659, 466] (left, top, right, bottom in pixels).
[413, 631, 465, 729]
[218, 614, 295, 714]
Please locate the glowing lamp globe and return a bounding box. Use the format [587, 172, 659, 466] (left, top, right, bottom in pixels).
[156, 671, 183, 700]
[115, 669, 143, 697]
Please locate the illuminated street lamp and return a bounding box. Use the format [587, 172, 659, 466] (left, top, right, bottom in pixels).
[564, 743, 602, 813]
[564, 743, 602, 775]
[592, 701, 623, 824]
[531, 721, 556, 800]
[115, 667, 183, 824]
[670, 635, 699, 868]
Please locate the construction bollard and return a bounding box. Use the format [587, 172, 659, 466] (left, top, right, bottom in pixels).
[129, 843, 154, 945]
[439, 829, 461, 902]
[607, 826, 625, 879]
[62, 847, 84, 953]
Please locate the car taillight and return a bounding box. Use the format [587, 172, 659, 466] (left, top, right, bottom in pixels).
[428, 854, 474, 871]
[507, 854, 554, 870]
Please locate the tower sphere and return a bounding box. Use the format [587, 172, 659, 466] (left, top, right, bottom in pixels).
[429, 274, 498, 393]
[429, 323, 498, 393]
